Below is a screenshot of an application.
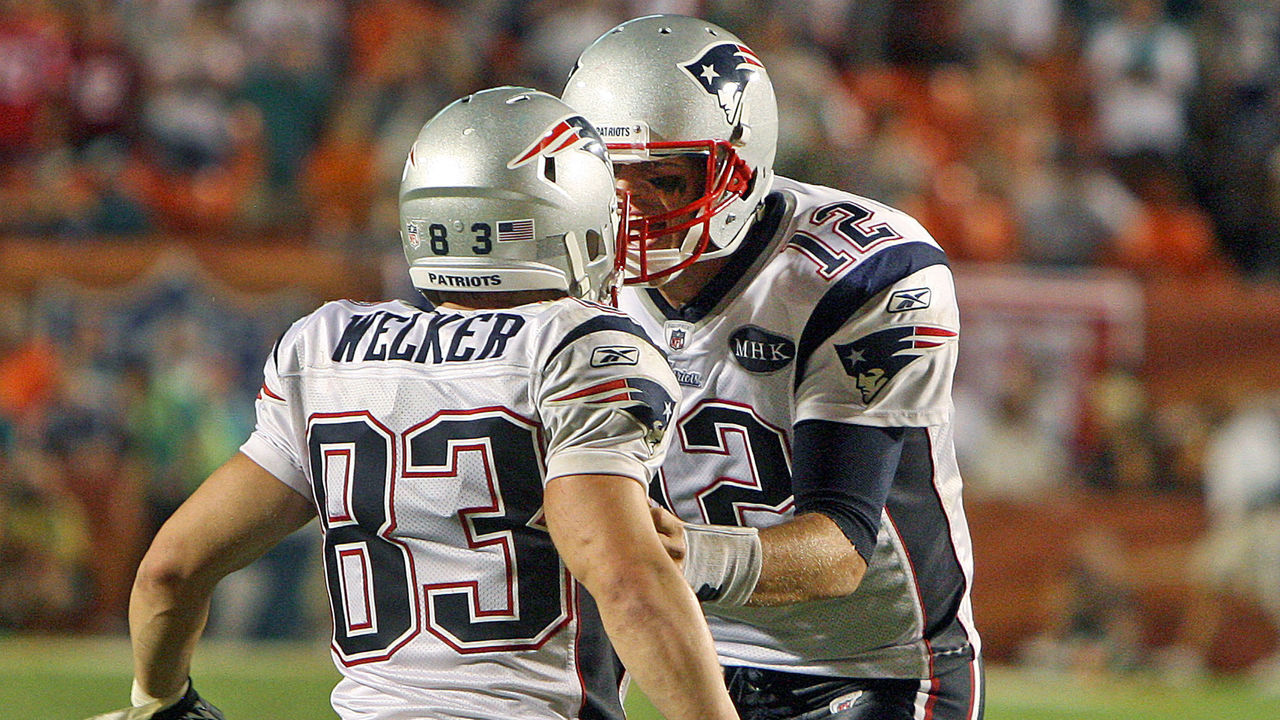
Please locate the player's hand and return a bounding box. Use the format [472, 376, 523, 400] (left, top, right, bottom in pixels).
[151, 681, 225, 720]
[650, 504, 687, 567]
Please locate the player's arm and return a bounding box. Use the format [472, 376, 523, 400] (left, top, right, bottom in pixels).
[130, 452, 316, 704]
[655, 420, 898, 607]
[545, 473, 739, 720]
[675, 260, 957, 607]
[751, 420, 901, 604]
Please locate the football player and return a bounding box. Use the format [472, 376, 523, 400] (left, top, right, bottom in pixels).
[124, 88, 737, 720]
[563, 15, 984, 720]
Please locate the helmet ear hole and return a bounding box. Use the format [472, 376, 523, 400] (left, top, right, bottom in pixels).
[585, 228, 603, 260]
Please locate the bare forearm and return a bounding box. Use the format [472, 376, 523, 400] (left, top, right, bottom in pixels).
[591, 564, 736, 720]
[749, 512, 866, 605]
[129, 569, 213, 698]
[546, 474, 737, 720]
[127, 453, 316, 698]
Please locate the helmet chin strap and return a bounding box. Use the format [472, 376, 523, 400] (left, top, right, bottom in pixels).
[563, 230, 590, 297]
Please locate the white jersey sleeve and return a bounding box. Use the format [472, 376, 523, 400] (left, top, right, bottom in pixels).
[795, 263, 959, 428]
[533, 304, 678, 486]
[239, 316, 310, 497]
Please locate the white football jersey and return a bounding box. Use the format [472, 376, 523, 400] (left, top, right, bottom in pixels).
[619, 176, 980, 679]
[239, 297, 679, 720]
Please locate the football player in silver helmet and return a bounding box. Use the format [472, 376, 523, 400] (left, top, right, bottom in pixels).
[565, 16, 983, 720]
[123, 87, 737, 720]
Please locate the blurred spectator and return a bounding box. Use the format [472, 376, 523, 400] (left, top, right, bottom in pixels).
[1023, 528, 1146, 674]
[0, 448, 91, 631]
[1185, 3, 1280, 280]
[136, 3, 245, 173]
[960, 360, 1071, 498]
[1147, 397, 1214, 495]
[134, 316, 253, 532]
[137, 100, 268, 234]
[62, 139, 154, 236]
[237, 27, 335, 208]
[0, 0, 73, 160]
[1108, 162, 1226, 277]
[1083, 0, 1198, 184]
[1163, 388, 1280, 680]
[0, 307, 59, 430]
[1013, 149, 1118, 268]
[67, 1, 142, 153]
[517, 0, 620, 91]
[962, 0, 1063, 63]
[299, 95, 378, 248]
[754, 15, 866, 188]
[1078, 366, 1166, 493]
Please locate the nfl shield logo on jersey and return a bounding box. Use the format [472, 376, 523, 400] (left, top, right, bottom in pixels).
[664, 320, 694, 352]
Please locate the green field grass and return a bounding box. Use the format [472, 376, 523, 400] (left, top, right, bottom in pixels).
[3, 635, 1277, 720]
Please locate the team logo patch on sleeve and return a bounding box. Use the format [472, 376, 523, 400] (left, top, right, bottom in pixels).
[834, 325, 957, 402]
[549, 377, 675, 443]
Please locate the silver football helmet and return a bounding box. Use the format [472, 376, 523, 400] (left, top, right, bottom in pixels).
[562, 14, 777, 284]
[399, 87, 623, 303]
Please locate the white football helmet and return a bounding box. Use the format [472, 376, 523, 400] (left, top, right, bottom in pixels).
[399, 87, 623, 303]
[562, 14, 778, 284]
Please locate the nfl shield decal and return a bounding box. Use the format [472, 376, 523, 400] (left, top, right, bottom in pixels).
[664, 320, 695, 353]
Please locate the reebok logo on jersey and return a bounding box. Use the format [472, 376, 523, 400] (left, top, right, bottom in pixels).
[835, 325, 957, 403]
[887, 287, 931, 313]
[590, 345, 639, 367]
[729, 326, 795, 373]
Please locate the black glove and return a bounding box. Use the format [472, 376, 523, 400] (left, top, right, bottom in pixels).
[151, 681, 225, 720]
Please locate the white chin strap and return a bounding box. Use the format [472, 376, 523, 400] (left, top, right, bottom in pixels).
[627, 222, 732, 286]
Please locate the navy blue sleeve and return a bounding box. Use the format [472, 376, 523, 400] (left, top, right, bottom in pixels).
[792, 419, 903, 563]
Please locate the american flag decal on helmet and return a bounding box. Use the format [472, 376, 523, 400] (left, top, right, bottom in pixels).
[508, 115, 608, 168]
[497, 219, 535, 242]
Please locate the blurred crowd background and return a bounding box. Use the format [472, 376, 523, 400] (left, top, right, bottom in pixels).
[4, 0, 1280, 692]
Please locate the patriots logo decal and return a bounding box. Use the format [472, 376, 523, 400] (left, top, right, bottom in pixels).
[549, 377, 675, 445]
[508, 115, 608, 168]
[680, 43, 765, 125]
[834, 326, 957, 403]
